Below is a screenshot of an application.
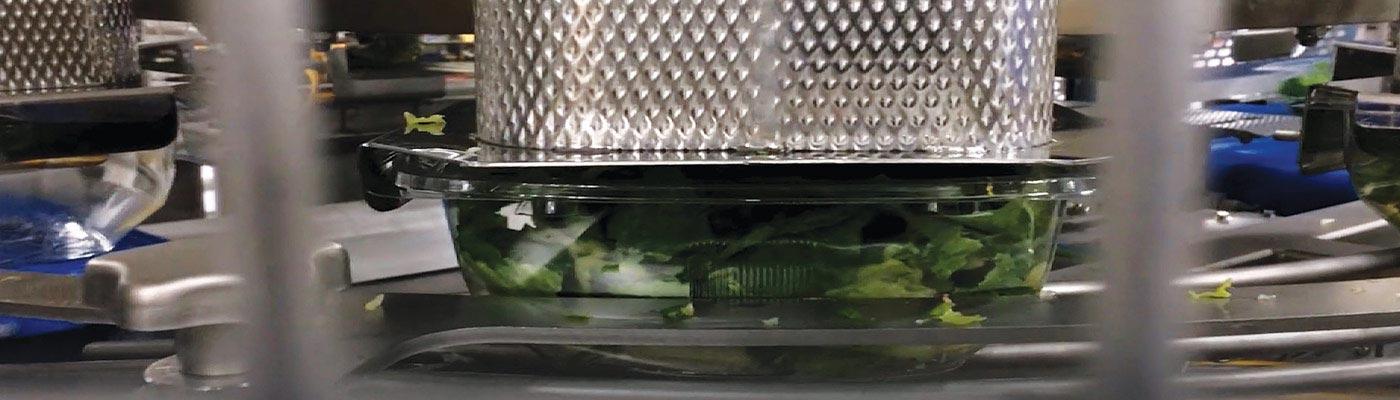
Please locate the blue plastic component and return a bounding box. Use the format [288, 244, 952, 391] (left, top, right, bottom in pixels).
[0, 230, 167, 339]
[1209, 101, 1294, 116]
[1203, 101, 1358, 216]
[1207, 135, 1357, 216]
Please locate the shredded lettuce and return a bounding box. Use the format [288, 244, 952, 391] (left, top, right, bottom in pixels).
[660, 302, 696, 321]
[403, 112, 446, 135]
[450, 199, 1056, 299]
[836, 307, 869, 322]
[1277, 62, 1333, 99]
[1190, 279, 1234, 300]
[825, 259, 937, 299]
[606, 205, 714, 254]
[920, 296, 987, 326]
[467, 259, 564, 296]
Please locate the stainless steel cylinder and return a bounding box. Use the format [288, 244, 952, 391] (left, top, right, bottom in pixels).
[0, 0, 140, 93]
[477, 0, 1057, 155]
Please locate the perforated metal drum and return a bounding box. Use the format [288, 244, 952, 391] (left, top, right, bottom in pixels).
[0, 0, 140, 93]
[476, 0, 1056, 156]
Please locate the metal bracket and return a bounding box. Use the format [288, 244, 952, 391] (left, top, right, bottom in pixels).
[0, 238, 248, 386]
[82, 238, 245, 331]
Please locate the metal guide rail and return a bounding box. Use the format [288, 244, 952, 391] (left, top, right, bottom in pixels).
[3, 202, 1400, 398]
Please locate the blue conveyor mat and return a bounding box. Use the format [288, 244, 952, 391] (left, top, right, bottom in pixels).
[1, 230, 166, 338]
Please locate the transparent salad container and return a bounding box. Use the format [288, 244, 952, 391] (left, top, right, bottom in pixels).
[1302, 86, 1400, 229]
[362, 141, 1095, 380]
[0, 147, 173, 265]
[2, 86, 178, 266]
[443, 181, 1078, 300]
[443, 183, 1073, 380]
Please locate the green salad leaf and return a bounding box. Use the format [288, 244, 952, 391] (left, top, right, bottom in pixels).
[1189, 279, 1234, 300]
[825, 259, 937, 299]
[977, 253, 1037, 290]
[403, 112, 446, 135]
[607, 205, 714, 254]
[919, 296, 987, 326]
[1278, 62, 1333, 99]
[468, 259, 564, 296]
[660, 302, 696, 321]
[836, 307, 869, 321]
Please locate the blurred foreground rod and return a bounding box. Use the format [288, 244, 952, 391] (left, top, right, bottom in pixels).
[1094, 0, 1210, 398]
[194, 0, 334, 399]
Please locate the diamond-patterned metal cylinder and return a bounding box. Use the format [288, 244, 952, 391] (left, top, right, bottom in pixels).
[0, 0, 139, 93]
[477, 0, 1056, 156]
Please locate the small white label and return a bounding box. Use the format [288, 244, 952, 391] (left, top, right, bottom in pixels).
[498, 202, 537, 231]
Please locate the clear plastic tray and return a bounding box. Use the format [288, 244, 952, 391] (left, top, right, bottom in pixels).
[445, 194, 1079, 299]
[1302, 85, 1400, 229]
[377, 295, 1050, 381]
[361, 135, 1096, 380]
[0, 147, 173, 265]
[434, 176, 1089, 380]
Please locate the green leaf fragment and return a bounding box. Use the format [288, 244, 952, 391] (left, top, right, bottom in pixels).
[837, 307, 868, 321]
[936, 311, 987, 326]
[928, 236, 984, 280]
[761, 317, 781, 328]
[600, 264, 621, 273]
[929, 300, 954, 317]
[363, 294, 384, 311]
[1189, 279, 1233, 300]
[825, 259, 937, 299]
[976, 252, 1036, 290]
[947, 199, 1037, 241]
[607, 205, 714, 254]
[1277, 62, 1333, 98]
[922, 296, 987, 327]
[564, 314, 591, 323]
[403, 112, 447, 135]
[660, 302, 696, 321]
[465, 258, 564, 296]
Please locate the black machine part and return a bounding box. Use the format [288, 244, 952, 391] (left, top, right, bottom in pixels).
[0, 87, 179, 164]
[1298, 80, 1400, 175]
[1299, 85, 1361, 174]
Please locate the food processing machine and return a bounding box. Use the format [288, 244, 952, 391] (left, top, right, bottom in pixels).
[5, 0, 1400, 399]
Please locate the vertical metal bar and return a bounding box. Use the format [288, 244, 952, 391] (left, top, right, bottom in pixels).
[1094, 0, 1211, 398]
[193, 1, 331, 399]
[1391, 21, 1400, 93]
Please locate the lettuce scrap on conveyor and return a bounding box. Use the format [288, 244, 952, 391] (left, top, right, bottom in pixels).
[1189, 279, 1233, 300]
[448, 198, 1058, 300]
